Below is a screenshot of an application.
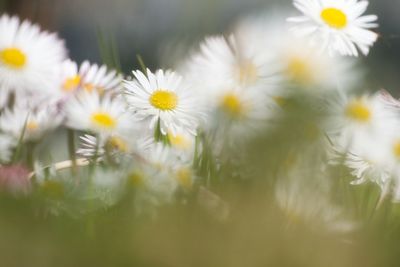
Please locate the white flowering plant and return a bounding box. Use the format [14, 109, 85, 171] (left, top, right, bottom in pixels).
[0, 1, 399, 266]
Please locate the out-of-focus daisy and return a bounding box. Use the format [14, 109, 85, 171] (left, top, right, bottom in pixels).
[326, 92, 397, 150]
[235, 14, 357, 95]
[0, 100, 63, 141]
[203, 84, 275, 143]
[343, 137, 392, 188]
[124, 69, 202, 136]
[76, 133, 135, 162]
[59, 59, 123, 95]
[184, 35, 279, 92]
[66, 92, 133, 136]
[0, 134, 16, 163]
[276, 158, 355, 233]
[128, 143, 180, 212]
[288, 0, 378, 56]
[0, 14, 66, 98]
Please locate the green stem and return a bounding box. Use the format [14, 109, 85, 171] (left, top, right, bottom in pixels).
[136, 54, 147, 73]
[67, 129, 77, 174]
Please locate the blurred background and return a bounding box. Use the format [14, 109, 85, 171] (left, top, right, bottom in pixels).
[0, 0, 399, 93]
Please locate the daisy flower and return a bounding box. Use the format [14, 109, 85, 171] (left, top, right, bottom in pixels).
[66, 92, 134, 136]
[276, 175, 355, 233]
[124, 69, 202, 136]
[183, 35, 279, 92]
[234, 14, 357, 95]
[0, 14, 66, 98]
[128, 143, 180, 212]
[210, 85, 275, 141]
[326, 91, 397, 150]
[288, 0, 379, 56]
[0, 99, 63, 141]
[59, 59, 123, 95]
[276, 156, 355, 233]
[76, 133, 137, 162]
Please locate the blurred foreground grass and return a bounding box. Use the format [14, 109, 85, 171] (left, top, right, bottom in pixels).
[1, 99, 400, 267]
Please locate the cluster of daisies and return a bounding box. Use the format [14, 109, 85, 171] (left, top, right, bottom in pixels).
[0, 0, 396, 219]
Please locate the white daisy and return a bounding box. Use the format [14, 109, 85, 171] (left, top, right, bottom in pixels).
[276, 156, 355, 233]
[234, 14, 358, 98]
[0, 98, 63, 141]
[326, 91, 397, 150]
[210, 84, 275, 141]
[59, 59, 123, 96]
[276, 175, 355, 233]
[0, 14, 66, 98]
[183, 34, 279, 92]
[124, 69, 202, 136]
[76, 133, 137, 162]
[128, 143, 180, 211]
[288, 0, 379, 56]
[66, 92, 134, 136]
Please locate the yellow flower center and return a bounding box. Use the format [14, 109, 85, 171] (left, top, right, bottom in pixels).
[107, 136, 128, 152]
[321, 8, 348, 29]
[26, 120, 39, 131]
[237, 60, 258, 85]
[91, 112, 117, 129]
[128, 171, 144, 187]
[150, 90, 178, 111]
[0, 47, 27, 68]
[345, 100, 371, 122]
[63, 75, 81, 92]
[221, 93, 245, 118]
[168, 132, 191, 150]
[286, 57, 313, 85]
[176, 167, 193, 190]
[393, 141, 400, 159]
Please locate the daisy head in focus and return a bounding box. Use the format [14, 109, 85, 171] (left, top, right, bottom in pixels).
[59, 59, 123, 96]
[288, 0, 379, 57]
[0, 14, 66, 105]
[66, 92, 135, 137]
[124, 68, 202, 136]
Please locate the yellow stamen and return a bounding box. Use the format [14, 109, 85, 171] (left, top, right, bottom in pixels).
[321, 8, 347, 29]
[221, 93, 244, 118]
[168, 132, 191, 150]
[26, 121, 38, 131]
[286, 57, 313, 85]
[128, 171, 144, 187]
[393, 141, 400, 159]
[150, 90, 178, 111]
[176, 167, 193, 190]
[91, 112, 117, 129]
[0, 47, 27, 68]
[63, 75, 81, 92]
[107, 136, 128, 152]
[345, 100, 371, 122]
